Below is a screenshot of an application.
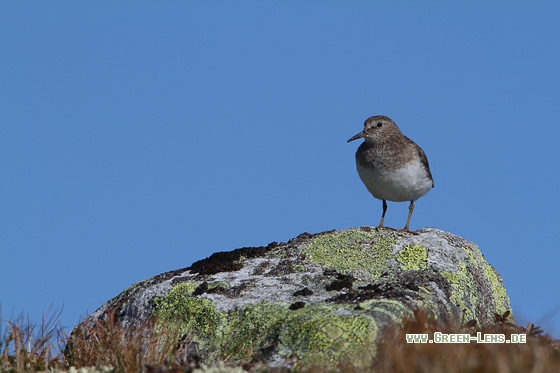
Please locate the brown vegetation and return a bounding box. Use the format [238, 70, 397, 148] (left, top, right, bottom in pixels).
[1, 307, 559, 372]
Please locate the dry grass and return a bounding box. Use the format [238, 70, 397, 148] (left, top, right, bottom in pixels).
[1, 306, 559, 372]
[64, 310, 198, 372]
[1, 306, 198, 372]
[371, 310, 560, 373]
[0, 305, 66, 372]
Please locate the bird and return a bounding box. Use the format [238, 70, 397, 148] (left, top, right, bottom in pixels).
[347, 115, 434, 232]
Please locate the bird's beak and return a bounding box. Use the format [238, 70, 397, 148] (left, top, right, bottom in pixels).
[347, 131, 364, 143]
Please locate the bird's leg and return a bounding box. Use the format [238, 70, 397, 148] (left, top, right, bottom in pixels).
[398, 200, 415, 233]
[377, 199, 388, 229]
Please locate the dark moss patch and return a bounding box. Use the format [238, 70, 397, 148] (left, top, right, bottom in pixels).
[293, 287, 313, 297]
[251, 262, 270, 276]
[289, 301, 306, 310]
[326, 271, 450, 306]
[147, 267, 189, 284]
[170, 276, 194, 287]
[192, 281, 209, 295]
[219, 281, 254, 298]
[265, 259, 295, 277]
[403, 271, 451, 297]
[325, 273, 356, 291]
[326, 282, 413, 304]
[286, 230, 336, 245]
[188, 242, 279, 275]
[288, 232, 314, 243]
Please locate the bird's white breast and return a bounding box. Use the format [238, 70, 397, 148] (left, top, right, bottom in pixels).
[356, 160, 432, 202]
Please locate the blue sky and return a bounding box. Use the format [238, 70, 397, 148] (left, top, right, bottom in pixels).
[2, 3, 560, 339]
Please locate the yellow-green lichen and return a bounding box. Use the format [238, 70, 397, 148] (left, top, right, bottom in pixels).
[481, 259, 511, 319]
[279, 304, 377, 369]
[153, 290, 383, 369]
[219, 302, 378, 369]
[397, 244, 428, 271]
[359, 299, 415, 323]
[415, 285, 441, 315]
[219, 303, 287, 362]
[208, 281, 229, 292]
[152, 282, 226, 339]
[441, 262, 479, 325]
[461, 246, 512, 323]
[148, 272, 452, 371]
[303, 229, 396, 279]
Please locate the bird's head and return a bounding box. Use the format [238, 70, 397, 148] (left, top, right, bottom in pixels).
[347, 115, 402, 144]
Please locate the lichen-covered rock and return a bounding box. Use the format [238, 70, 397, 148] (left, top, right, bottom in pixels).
[77, 227, 512, 370]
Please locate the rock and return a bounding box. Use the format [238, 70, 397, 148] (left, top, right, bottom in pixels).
[75, 227, 512, 370]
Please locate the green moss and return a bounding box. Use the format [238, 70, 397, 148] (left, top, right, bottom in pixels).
[303, 229, 396, 278]
[152, 282, 226, 339]
[397, 244, 428, 271]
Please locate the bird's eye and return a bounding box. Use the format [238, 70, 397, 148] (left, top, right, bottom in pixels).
[376, 122, 383, 127]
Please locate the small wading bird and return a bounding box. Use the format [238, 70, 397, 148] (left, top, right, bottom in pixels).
[347, 115, 434, 232]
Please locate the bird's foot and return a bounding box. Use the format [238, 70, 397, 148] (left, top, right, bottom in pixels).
[376, 225, 396, 232]
[396, 227, 419, 235]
